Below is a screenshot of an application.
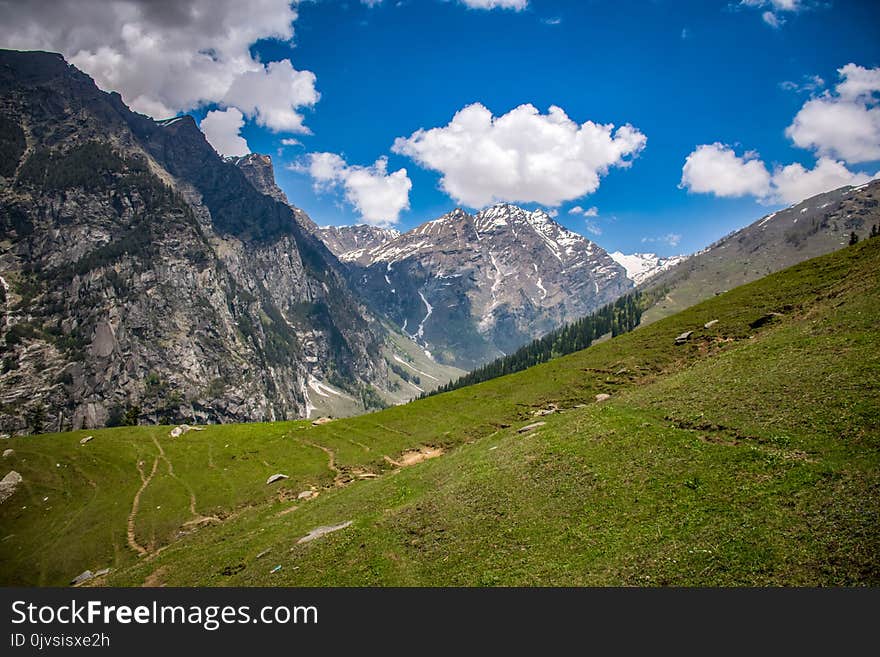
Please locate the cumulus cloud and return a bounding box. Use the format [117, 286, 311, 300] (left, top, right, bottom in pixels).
[0, 0, 318, 133]
[223, 59, 319, 134]
[680, 143, 772, 198]
[296, 153, 411, 226]
[569, 205, 599, 217]
[771, 158, 875, 204]
[459, 0, 529, 9]
[786, 64, 880, 163]
[681, 143, 877, 205]
[200, 108, 249, 157]
[392, 103, 646, 208]
[281, 138, 302, 147]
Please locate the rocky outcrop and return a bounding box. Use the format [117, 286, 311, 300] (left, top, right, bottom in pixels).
[0, 50, 395, 433]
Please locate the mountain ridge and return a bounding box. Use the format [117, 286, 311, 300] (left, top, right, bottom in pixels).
[317, 203, 632, 368]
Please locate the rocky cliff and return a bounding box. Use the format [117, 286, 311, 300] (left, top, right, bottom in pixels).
[0, 50, 396, 433]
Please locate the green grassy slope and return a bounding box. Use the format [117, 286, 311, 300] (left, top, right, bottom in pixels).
[640, 179, 879, 325]
[1, 239, 877, 586]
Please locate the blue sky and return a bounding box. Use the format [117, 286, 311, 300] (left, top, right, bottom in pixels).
[4, 0, 879, 255]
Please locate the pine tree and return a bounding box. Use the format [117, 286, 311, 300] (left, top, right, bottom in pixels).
[849, 231, 859, 245]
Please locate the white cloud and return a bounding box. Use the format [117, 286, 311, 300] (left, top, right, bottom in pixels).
[459, 0, 529, 9]
[222, 59, 319, 134]
[786, 64, 880, 164]
[836, 63, 880, 103]
[200, 108, 249, 157]
[0, 0, 318, 134]
[568, 205, 598, 216]
[739, 0, 815, 28]
[546, 208, 559, 218]
[680, 143, 772, 198]
[681, 143, 877, 205]
[542, 17, 562, 26]
[584, 221, 602, 236]
[392, 103, 646, 208]
[297, 153, 411, 226]
[762, 11, 784, 28]
[779, 74, 824, 94]
[741, 0, 805, 9]
[771, 158, 876, 204]
[642, 233, 682, 247]
[281, 138, 302, 147]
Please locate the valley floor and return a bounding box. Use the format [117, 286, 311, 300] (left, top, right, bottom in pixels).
[1, 240, 878, 586]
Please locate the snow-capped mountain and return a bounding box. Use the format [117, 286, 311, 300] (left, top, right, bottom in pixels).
[316, 224, 401, 262]
[609, 251, 689, 285]
[327, 204, 632, 369]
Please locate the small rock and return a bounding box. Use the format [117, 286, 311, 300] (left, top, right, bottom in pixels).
[2, 449, 13, 458]
[0, 434, 10, 440]
[312, 417, 333, 426]
[595, 393, 611, 402]
[270, 565, 282, 573]
[704, 319, 719, 329]
[80, 435, 93, 445]
[0, 470, 23, 504]
[297, 521, 353, 544]
[674, 330, 694, 344]
[297, 490, 317, 500]
[255, 549, 272, 560]
[266, 473, 289, 485]
[93, 568, 111, 577]
[169, 424, 193, 438]
[517, 422, 546, 434]
[614, 368, 628, 375]
[70, 570, 94, 586]
[533, 408, 556, 417]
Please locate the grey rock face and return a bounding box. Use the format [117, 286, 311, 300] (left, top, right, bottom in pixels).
[227, 153, 289, 205]
[0, 50, 393, 434]
[0, 470, 22, 503]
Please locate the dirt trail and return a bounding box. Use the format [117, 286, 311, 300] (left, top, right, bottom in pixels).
[128, 436, 217, 556]
[383, 446, 444, 468]
[301, 439, 346, 486]
[127, 457, 159, 556]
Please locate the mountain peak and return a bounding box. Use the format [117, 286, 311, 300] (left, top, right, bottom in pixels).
[230, 152, 289, 205]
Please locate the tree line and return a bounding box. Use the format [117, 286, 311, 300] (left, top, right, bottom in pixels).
[424, 291, 644, 397]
